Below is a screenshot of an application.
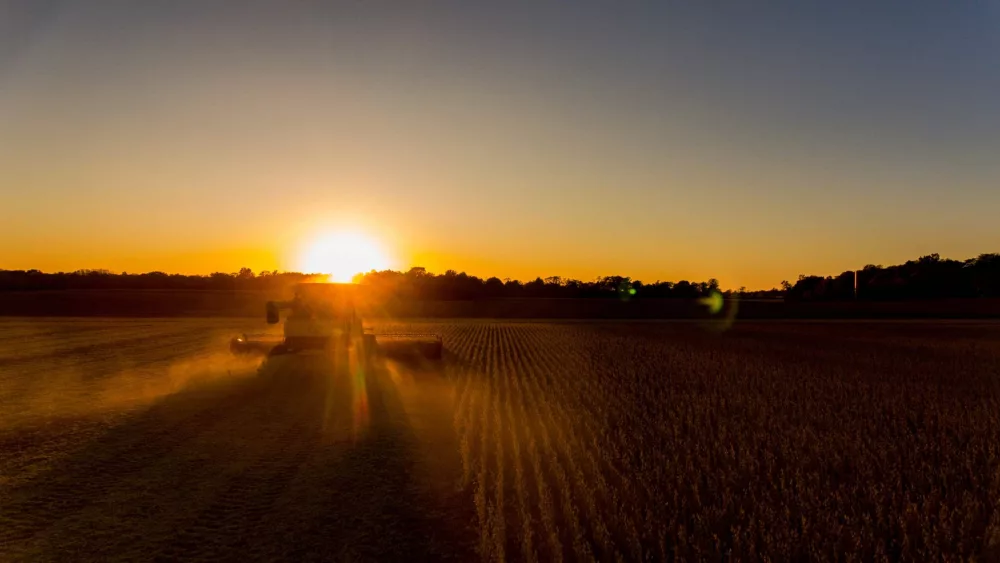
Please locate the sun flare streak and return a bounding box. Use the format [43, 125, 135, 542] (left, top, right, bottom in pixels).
[351, 352, 370, 442]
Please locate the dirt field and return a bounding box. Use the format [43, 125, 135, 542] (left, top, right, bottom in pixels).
[2, 318, 1000, 561]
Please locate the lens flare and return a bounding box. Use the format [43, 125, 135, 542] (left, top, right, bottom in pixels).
[699, 290, 739, 333]
[351, 349, 370, 442]
[699, 290, 725, 315]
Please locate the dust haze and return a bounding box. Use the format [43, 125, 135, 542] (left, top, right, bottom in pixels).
[0, 321, 257, 430]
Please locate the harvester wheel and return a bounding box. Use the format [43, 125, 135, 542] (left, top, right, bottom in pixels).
[362, 334, 377, 366]
[424, 340, 443, 360]
[268, 344, 290, 357]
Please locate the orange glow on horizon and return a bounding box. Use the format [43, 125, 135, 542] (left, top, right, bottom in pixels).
[297, 231, 394, 283]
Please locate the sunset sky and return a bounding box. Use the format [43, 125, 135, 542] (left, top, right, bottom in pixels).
[1, 2, 998, 289]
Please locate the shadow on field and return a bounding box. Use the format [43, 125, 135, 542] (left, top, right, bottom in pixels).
[0, 348, 476, 562]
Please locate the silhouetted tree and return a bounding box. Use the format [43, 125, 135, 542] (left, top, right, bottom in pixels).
[484, 277, 505, 298]
[524, 277, 546, 298]
[673, 280, 697, 299]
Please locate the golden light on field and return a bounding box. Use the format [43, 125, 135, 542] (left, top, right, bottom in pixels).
[297, 231, 393, 283]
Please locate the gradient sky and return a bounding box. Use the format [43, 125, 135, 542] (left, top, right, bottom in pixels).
[1, 1, 998, 289]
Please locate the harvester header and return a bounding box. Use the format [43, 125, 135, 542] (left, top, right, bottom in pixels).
[231, 282, 442, 361]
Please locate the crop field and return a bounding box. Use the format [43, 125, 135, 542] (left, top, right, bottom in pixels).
[2, 318, 1000, 561]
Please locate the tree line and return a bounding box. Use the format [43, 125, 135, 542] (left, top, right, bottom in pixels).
[786, 253, 1000, 300]
[1, 252, 997, 300]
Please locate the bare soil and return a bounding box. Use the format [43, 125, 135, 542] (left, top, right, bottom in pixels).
[0, 319, 475, 562]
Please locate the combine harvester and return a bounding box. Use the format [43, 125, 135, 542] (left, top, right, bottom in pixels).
[229, 282, 443, 363]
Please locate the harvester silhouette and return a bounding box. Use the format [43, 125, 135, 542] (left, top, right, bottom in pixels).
[229, 282, 442, 362]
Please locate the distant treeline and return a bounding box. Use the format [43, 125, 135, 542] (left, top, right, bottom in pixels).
[1, 252, 997, 300]
[788, 253, 1000, 300]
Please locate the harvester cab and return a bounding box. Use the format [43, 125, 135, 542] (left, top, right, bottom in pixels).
[267, 282, 361, 353]
[230, 282, 443, 361]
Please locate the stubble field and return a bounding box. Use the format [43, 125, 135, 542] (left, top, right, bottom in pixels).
[1, 318, 999, 561]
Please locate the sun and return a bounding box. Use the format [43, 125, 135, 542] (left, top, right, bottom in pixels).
[298, 231, 392, 282]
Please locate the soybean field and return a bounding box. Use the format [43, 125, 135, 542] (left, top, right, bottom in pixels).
[1, 318, 999, 561]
